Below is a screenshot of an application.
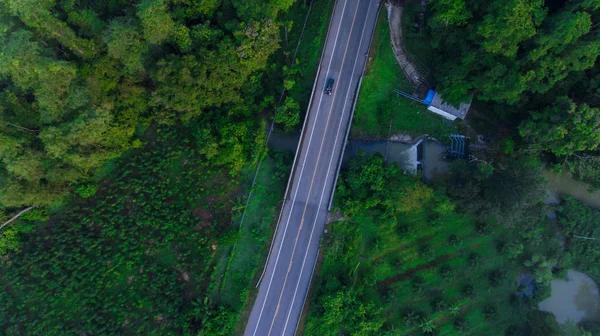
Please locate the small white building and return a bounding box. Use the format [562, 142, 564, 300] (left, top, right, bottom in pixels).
[425, 90, 472, 121]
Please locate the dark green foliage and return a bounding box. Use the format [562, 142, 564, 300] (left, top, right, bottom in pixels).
[0, 0, 287, 211]
[483, 305, 498, 320]
[422, 0, 600, 183]
[462, 284, 474, 298]
[275, 96, 301, 131]
[0, 1, 332, 333]
[439, 265, 456, 281]
[488, 269, 505, 287]
[0, 127, 289, 334]
[446, 156, 547, 228]
[519, 97, 600, 157]
[428, 0, 600, 105]
[305, 154, 559, 334]
[557, 197, 600, 282]
[526, 310, 562, 336]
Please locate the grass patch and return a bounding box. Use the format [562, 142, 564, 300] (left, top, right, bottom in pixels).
[220, 152, 291, 328]
[352, 9, 449, 139]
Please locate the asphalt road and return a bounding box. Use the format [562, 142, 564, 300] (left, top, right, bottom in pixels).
[244, 0, 379, 335]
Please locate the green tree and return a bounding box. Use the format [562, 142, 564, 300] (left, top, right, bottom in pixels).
[103, 18, 147, 73]
[429, 0, 471, 28]
[1, 0, 98, 58]
[137, 0, 176, 44]
[477, 0, 546, 58]
[275, 97, 300, 131]
[519, 97, 600, 156]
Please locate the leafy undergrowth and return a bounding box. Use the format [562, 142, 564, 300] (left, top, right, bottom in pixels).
[0, 128, 249, 335]
[304, 154, 559, 335]
[557, 197, 600, 283]
[223, 151, 292, 332]
[352, 10, 449, 140]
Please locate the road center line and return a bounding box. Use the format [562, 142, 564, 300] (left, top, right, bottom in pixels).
[250, 0, 350, 334]
[281, 2, 374, 334]
[266, 0, 364, 334]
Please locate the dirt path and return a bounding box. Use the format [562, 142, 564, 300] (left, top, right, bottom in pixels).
[386, 0, 426, 89]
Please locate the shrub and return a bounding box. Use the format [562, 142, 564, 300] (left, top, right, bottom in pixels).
[469, 253, 482, 269]
[419, 317, 436, 334]
[440, 265, 455, 281]
[462, 284, 474, 298]
[20, 208, 49, 221]
[448, 234, 463, 248]
[483, 305, 498, 320]
[76, 184, 98, 198]
[454, 317, 470, 333]
[431, 297, 447, 312]
[489, 269, 505, 287]
[412, 275, 426, 295]
[502, 241, 524, 260]
[403, 310, 421, 327]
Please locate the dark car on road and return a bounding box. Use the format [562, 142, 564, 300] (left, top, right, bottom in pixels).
[325, 78, 334, 95]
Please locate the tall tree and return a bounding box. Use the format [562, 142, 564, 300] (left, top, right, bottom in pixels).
[103, 18, 148, 73]
[519, 97, 600, 156]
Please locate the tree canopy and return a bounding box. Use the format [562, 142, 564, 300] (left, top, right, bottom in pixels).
[0, 0, 291, 209]
[429, 0, 600, 105]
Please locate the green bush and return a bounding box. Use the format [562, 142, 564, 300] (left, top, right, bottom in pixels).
[76, 184, 98, 198]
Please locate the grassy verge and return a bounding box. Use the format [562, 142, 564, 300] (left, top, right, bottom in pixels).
[351, 9, 449, 139]
[282, 0, 335, 112]
[219, 152, 291, 332]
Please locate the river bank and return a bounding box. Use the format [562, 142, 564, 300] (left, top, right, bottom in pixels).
[269, 131, 600, 208]
[539, 269, 600, 324]
[268, 131, 447, 180]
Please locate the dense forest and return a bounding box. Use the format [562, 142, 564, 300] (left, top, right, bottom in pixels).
[429, 0, 600, 185]
[0, 0, 324, 334]
[0, 0, 300, 210]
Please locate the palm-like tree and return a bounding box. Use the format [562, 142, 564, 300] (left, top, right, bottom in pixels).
[448, 301, 462, 316]
[419, 317, 436, 334]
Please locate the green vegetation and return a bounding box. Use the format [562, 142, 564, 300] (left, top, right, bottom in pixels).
[557, 197, 600, 283]
[430, 0, 600, 105]
[0, 0, 330, 334]
[305, 153, 570, 335]
[351, 12, 449, 139]
[2, 0, 600, 334]
[222, 151, 291, 331]
[271, 0, 335, 131]
[0, 0, 293, 209]
[0, 128, 290, 334]
[427, 0, 600, 184]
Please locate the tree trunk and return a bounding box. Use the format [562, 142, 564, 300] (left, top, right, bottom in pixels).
[573, 234, 600, 241]
[0, 206, 36, 231]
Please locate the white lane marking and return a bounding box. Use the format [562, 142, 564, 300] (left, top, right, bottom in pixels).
[265, 0, 364, 332]
[281, 0, 374, 334]
[250, 0, 349, 334]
